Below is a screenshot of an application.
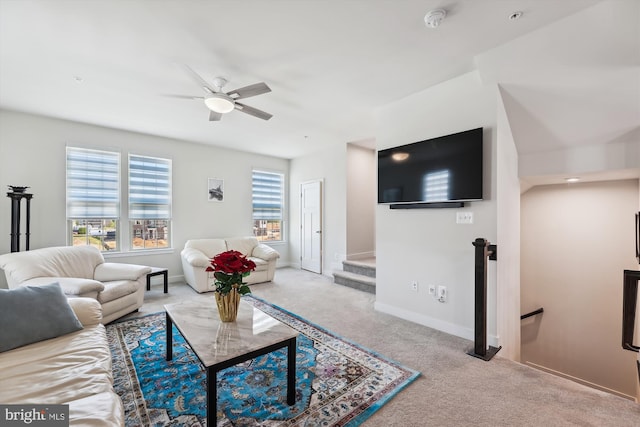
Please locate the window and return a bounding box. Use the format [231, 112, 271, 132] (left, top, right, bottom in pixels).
[128, 154, 172, 250]
[66, 147, 120, 251]
[252, 170, 284, 242]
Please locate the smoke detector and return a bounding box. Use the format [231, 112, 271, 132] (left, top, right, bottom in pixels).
[424, 9, 446, 28]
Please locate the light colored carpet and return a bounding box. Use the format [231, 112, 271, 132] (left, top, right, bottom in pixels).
[128, 267, 640, 426]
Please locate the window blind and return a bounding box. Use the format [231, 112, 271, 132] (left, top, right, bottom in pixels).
[128, 154, 172, 219]
[252, 170, 283, 220]
[66, 147, 120, 218]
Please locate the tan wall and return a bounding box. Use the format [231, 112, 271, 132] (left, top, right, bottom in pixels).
[521, 179, 639, 398]
[346, 144, 376, 260]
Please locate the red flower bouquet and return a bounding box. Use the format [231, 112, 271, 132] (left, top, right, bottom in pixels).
[206, 250, 256, 295]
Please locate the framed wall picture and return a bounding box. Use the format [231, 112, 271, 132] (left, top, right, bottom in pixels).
[208, 178, 224, 202]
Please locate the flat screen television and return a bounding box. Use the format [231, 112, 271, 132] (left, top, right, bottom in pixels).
[377, 127, 483, 205]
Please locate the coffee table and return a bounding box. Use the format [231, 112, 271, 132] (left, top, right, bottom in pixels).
[164, 299, 298, 426]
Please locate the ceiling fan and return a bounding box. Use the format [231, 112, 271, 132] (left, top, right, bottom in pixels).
[171, 65, 273, 122]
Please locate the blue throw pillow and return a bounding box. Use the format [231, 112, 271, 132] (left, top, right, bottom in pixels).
[0, 282, 83, 352]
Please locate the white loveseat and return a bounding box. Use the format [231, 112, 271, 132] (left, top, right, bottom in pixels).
[181, 236, 280, 293]
[0, 246, 151, 323]
[0, 296, 124, 426]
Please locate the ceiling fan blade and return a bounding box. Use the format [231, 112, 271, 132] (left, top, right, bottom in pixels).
[227, 82, 271, 100]
[181, 64, 215, 94]
[235, 102, 273, 120]
[209, 111, 223, 121]
[162, 94, 204, 100]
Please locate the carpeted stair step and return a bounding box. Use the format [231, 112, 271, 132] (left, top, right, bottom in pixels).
[342, 260, 376, 278]
[333, 270, 376, 294]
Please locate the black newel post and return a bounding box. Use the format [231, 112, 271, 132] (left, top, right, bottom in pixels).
[7, 186, 33, 252]
[467, 238, 501, 361]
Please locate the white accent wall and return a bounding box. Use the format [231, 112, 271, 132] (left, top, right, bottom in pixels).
[0, 110, 290, 287]
[495, 86, 522, 361]
[289, 143, 347, 275]
[373, 71, 500, 346]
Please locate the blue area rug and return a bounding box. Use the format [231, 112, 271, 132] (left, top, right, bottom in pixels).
[107, 296, 420, 426]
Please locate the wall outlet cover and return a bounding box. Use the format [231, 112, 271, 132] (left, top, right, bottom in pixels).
[438, 285, 447, 302]
[456, 212, 474, 224]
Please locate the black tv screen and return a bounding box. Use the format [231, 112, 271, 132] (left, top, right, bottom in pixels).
[378, 127, 483, 204]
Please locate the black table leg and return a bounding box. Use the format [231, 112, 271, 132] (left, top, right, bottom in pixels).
[166, 312, 173, 361]
[287, 337, 296, 405]
[207, 367, 216, 426]
[147, 269, 169, 293]
[163, 270, 168, 293]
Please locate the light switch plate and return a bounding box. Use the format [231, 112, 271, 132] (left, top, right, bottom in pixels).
[456, 212, 473, 224]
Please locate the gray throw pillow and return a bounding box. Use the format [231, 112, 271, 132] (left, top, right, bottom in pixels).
[0, 282, 83, 352]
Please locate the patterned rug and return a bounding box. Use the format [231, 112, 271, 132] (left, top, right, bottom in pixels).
[106, 296, 420, 426]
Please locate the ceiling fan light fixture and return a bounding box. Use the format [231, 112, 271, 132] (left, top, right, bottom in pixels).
[204, 93, 235, 113]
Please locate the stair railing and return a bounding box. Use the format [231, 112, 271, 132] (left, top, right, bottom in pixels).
[520, 308, 544, 320]
[467, 238, 501, 361]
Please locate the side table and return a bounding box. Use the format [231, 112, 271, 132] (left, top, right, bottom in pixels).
[146, 267, 168, 293]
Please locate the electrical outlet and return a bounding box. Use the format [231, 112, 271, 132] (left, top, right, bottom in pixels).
[428, 285, 436, 296]
[438, 285, 447, 302]
[411, 281, 419, 292]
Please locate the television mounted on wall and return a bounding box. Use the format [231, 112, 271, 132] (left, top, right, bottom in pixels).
[377, 127, 484, 207]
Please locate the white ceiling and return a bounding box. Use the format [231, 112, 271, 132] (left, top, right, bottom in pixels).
[0, 0, 637, 162]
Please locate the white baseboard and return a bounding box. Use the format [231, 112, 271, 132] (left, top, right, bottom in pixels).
[330, 261, 343, 271]
[276, 261, 294, 268]
[374, 301, 499, 348]
[524, 361, 636, 401]
[168, 274, 183, 284]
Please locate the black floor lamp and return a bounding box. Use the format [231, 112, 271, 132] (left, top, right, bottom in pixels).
[7, 185, 33, 252]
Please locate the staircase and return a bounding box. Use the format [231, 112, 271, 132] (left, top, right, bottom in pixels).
[333, 259, 376, 294]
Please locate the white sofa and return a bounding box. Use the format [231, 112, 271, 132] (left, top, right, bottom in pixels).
[0, 297, 124, 426]
[0, 246, 151, 324]
[181, 236, 280, 293]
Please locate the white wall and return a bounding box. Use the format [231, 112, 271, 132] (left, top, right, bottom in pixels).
[0, 110, 290, 287]
[289, 143, 347, 276]
[346, 143, 376, 260]
[495, 86, 522, 361]
[373, 71, 500, 345]
[519, 140, 639, 179]
[521, 179, 639, 399]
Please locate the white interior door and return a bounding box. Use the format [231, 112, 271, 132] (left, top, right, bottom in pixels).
[300, 180, 322, 273]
